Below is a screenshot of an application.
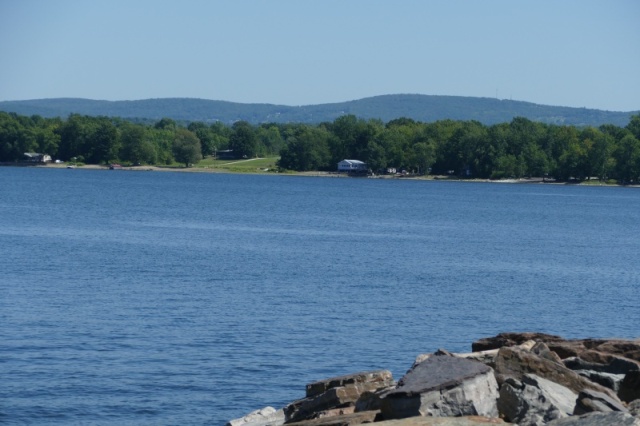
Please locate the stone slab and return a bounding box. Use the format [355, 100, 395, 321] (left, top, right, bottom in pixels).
[389, 355, 493, 396]
[306, 370, 394, 398]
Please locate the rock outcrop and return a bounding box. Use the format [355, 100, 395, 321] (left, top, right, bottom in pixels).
[227, 406, 286, 426]
[284, 370, 394, 423]
[573, 388, 628, 415]
[497, 374, 577, 425]
[227, 333, 640, 426]
[380, 356, 499, 419]
[493, 346, 619, 399]
[621, 371, 640, 403]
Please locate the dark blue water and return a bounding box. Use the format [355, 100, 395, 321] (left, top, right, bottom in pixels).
[1, 167, 639, 425]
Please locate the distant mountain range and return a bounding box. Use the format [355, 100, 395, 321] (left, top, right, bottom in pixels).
[0, 94, 637, 127]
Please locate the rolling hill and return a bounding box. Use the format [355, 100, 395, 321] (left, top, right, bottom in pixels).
[0, 94, 636, 127]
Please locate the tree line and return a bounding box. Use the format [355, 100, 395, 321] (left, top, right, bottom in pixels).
[1, 111, 640, 182]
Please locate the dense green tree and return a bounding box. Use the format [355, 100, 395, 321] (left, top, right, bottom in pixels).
[188, 122, 216, 157]
[229, 121, 257, 158]
[120, 123, 156, 164]
[154, 117, 177, 130]
[614, 134, 640, 183]
[364, 140, 387, 171]
[3, 109, 640, 185]
[172, 128, 201, 167]
[147, 127, 175, 165]
[626, 114, 640, 140]
[57, 114, 88, 161]
[410, 142, 436, 175]
[208, 121, 231, 155]
[256, 124, 285, 156]
[34, 119, 61, 158]
[278, 126, 331, 171]
[86, 118, 118, 164]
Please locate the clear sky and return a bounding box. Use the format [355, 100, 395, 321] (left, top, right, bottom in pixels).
[1, 0, 639, 111]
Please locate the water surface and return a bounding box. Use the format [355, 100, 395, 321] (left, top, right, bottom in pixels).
[1, 167, 638, 424]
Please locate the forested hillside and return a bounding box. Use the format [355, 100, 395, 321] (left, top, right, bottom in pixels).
[2, 110, 640, 183]
[0, 95, 636, 127]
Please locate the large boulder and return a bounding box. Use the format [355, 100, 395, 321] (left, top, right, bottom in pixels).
[285, 370, 394, 423]
[494, 346, 620, 400]
[472, 333, 564, 352]
[305, 370, 394, 398]
[573, 388, 628, 415]
[620, 370, 640, 403]
[472, 333, 640, 363]
[563, 353, 639, 394]
[226, 406, 286, 426]
[497, 374, 577, 425]
[563, 354, 640, 375]
[380, 355, 499, 420]
[575, 370, 625, 393]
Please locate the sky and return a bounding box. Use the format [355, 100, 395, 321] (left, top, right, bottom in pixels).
[1, 0, 639, 111]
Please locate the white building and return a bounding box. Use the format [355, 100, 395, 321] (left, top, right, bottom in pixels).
[23, 152, 52, 163]
[337, 159, 367, 172]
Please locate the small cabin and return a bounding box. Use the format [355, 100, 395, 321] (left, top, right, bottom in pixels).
[216, 150, 237, 160]
[337, 159, 367, 172]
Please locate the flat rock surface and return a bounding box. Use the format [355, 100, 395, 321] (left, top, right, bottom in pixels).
[306, 370, 393, 398]
[389, 356, 492, 396]
[472, 333, 563, 352]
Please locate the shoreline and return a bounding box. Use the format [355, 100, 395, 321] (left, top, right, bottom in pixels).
[227, 332, 640, 425]
[2, 163, 637, 187]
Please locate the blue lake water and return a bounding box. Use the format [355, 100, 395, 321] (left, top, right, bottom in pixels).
[1, 167, 639, 425]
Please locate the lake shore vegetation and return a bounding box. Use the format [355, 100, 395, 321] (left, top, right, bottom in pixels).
[1, 111, 639, 184]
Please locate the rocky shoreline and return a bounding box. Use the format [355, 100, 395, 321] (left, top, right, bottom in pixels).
[227, 333, 640, 426]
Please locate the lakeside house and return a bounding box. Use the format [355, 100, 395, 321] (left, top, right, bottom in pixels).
[216, 149, 237, 160]
[337, 159, 367, 172]
[23, 152, 52, 163]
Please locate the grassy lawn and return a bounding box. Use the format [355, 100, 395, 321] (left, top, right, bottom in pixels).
[192, 156, 280, 173]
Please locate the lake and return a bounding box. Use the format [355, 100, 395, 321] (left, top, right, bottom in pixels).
[1, 167, 638, 425]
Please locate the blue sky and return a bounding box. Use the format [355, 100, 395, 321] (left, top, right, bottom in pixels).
[1, 0, 639, 111]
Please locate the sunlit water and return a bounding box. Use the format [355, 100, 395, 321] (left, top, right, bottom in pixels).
[1, 167, 638, 424]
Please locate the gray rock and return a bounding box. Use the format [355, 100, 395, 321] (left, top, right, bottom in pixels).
[547, 411, 640, 425]
[498, 374, 577, 425]
[226, 406, 286, 426]
[494, 346, 619, 400]
[471, 332, 564, 352]
[413, 350, 500, 370]
[354, 387, 393, 413]
[306, 370, 394, 398]
[380, 356, 499, 419]
[286, 381, 392, 423]
[620, 370, 640, 403]
[628, 399, 640, 417]
[531, 342, 563, 364]
[564, 355, 640, 375]
[575, 370, 625, 392]
[472, 333, 640, 364]
[285, 370, 395, 423]
[573, 388, 628, 415]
